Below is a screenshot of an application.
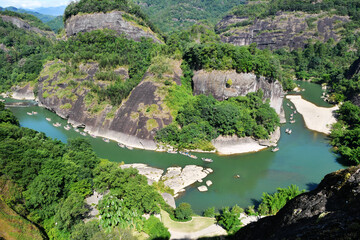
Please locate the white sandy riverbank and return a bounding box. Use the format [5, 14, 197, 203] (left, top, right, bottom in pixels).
[212, 127, 280, 155]
[286, 95, 338, 134]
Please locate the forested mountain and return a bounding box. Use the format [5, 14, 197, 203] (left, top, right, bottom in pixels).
[133, 0, 244, 32]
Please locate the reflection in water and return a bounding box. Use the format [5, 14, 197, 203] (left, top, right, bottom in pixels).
[4, 82, 344, 213]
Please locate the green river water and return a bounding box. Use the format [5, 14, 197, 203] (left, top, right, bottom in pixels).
[4, 81, 343, 214]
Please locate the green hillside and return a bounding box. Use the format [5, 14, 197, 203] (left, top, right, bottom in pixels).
[133, 0, 244, 32]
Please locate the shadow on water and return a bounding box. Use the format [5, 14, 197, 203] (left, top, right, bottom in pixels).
[305, 182, 318, 191]
[335, 155, 357, 167]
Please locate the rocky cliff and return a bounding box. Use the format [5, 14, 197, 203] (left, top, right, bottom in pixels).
[11, 83, 35, 100]
[65, 11, 162, 43]
[233, 166, 360, 240]
[0, 14, 55, 38]
[217, 12, 349, 50]
[37, 60, 181, 149]
[193, 70, 285, 122]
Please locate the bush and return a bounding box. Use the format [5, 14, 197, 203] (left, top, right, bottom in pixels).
[143, 216, 170, 240]
[231, 205, 244, 216]
[216, 207, 242, 234]
[203, 207, 216, 217]
[257, 184, 305, 215]
[175, 202, 193, 221]
[226, 78, 233, 88]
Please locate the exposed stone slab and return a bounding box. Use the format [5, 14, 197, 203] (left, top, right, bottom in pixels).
[162, 165, 212, 194]
[198, 186, 208, 192]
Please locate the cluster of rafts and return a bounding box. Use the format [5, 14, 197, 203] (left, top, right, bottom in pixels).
[166, 150, 214, 163]
[272, 103, 298, 153]
[25, 114, 135, 149]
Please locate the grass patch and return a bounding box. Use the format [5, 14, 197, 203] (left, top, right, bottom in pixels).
[161, 210, 215, 233]
[130, 112, 139, 121]
[146, 119, 159, 131]
[149, 56, 173, 78]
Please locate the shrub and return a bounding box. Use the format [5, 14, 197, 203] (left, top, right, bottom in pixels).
[257, 184, 305, 215]
[226, 78, 233, 88]
[175, 202, 193, 221]
[216, 207, 242, 234]
[203, 207, 216, 217]
[143, 216, 170, 240]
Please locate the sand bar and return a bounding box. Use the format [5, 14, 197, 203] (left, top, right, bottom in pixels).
[286, 95, 338, 134]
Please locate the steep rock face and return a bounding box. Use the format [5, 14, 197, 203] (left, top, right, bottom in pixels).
[11, 83, 35, 100]
[0, 15, 55, 38]
[233, 166, 360, 240]
[37, 60, 180, 149]
[65, 11, 162, 43]
[193, 70, 285, 122]
[217, 12, 349, 50]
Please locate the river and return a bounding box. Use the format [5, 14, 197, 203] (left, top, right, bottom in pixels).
[3, 81, 343, 214]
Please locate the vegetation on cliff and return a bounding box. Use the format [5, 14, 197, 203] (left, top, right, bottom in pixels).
[157, 85, 279, 150]
[49, 29, 156, 106]
[0, 16, 52, 92]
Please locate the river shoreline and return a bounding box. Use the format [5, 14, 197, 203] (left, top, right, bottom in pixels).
[286, 95, 338, 134]
[4, 93, 283, 155]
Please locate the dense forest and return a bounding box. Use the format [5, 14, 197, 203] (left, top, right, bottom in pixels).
[0, 101, 171, 239]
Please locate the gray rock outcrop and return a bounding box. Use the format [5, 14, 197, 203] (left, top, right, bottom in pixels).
[0, 15, 55, 38]
[233, 166, 360, 240]
[193, 70, 285, 122]
[11, 83, 35, 100]
[217, 12, 349, 50]
[65, 11, 162, 43]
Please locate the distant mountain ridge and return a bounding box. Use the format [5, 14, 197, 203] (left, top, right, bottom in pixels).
[30, 6, 66, 16]
[0, 6, 64, 32]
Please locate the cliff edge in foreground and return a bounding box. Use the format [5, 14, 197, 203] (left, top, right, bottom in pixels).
[233, 166, 360, 240]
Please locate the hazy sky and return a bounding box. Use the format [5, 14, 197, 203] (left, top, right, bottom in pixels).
[1, 0, 72, 9]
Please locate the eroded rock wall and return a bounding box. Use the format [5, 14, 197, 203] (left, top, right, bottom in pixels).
[193, 70, 285, 122]
[218, 12, 349, 50]
[65, 11, 162, 43]
[37, 60, 180, 149]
